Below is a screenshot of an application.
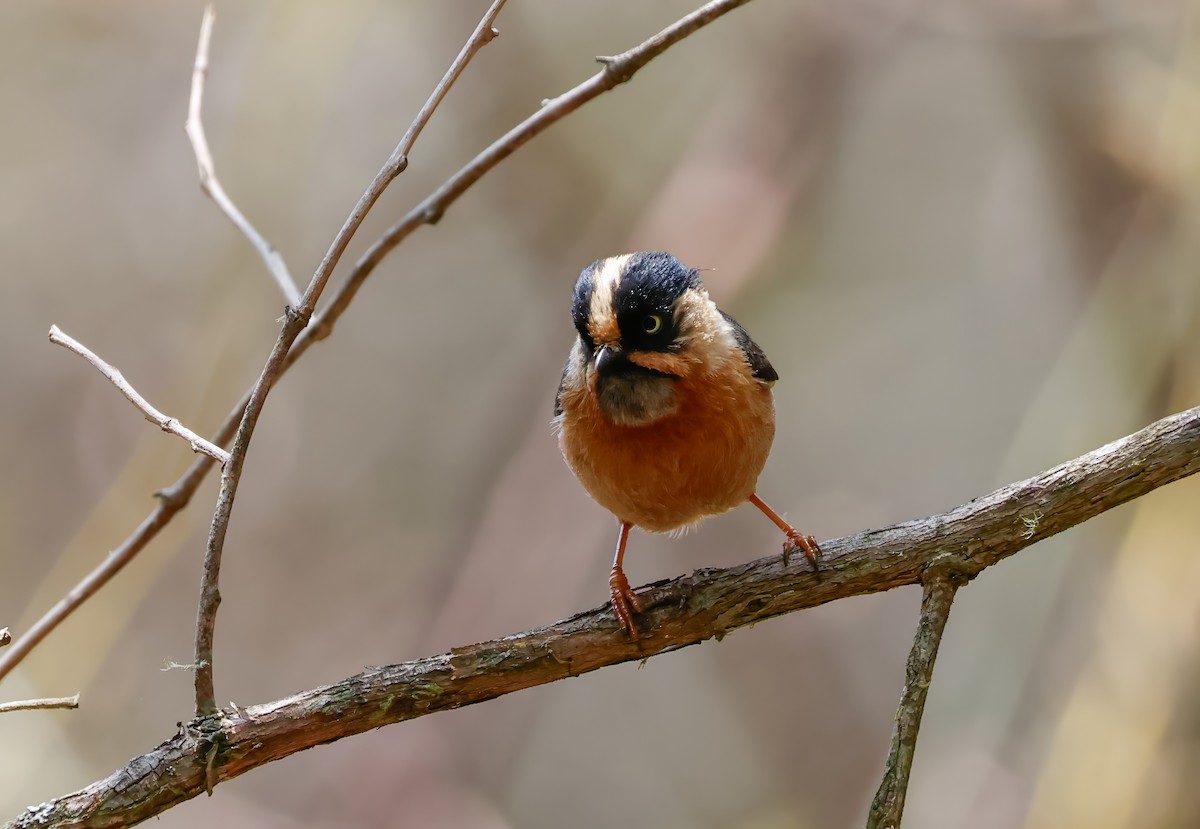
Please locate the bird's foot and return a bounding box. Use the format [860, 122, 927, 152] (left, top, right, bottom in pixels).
[783, 530, 821, 570]
[608, 566, 643, 639]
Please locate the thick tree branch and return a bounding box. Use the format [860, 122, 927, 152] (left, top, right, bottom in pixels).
[186, 5, 301, 308]
[867, 574, 961, 829]
[46, 326, 230, 465]
[10, 405, 1200, 829]
[0, 0, 756, 691]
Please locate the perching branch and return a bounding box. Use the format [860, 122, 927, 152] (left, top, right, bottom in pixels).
[10, 404, 1200, 829]
[0, 0, 756, 692]
[185, 5, 300, 308]
[190, 0, 508, 718]
[0, 694, 79, 715]
[867, 574, 962, 829]
[47, 325, 230, 465]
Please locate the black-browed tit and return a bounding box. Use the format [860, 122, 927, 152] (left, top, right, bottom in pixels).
[554, 251, 819, 638]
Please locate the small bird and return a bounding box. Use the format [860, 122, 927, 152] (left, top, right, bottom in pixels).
[554, 251, 819, 638]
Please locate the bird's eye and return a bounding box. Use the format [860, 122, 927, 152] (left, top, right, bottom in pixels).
[642, 314, 663, 335]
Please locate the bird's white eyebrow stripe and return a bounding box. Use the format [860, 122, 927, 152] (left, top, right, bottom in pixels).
[588, 253, 630, 341]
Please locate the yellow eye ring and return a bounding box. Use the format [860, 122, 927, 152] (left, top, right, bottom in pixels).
[642, 314, 663, 334]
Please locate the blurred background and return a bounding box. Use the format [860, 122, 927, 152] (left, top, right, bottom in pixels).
[2, 1, 1199, 826]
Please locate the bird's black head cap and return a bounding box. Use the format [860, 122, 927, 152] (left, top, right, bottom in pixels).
[613, 252, 700, 352]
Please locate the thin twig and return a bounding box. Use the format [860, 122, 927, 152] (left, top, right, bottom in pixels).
[191, 0, 509, 716]
[10, 403, 1200, 829]
[185, 5, 301, 308]
[867, 574, 962, 829]
[0, 0, 751, 695]
[0, 693, 80, 714]
[48, 325, 230, 465]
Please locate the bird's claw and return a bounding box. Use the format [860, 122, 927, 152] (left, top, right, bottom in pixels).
[609, 566, 643, 639]
[783, 531, 821, 570]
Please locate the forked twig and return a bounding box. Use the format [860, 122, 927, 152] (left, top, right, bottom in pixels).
[48, 325, 230, 465]
[0, 0, 755, 703]
[185, 5, 300, 307]
[191, 0, 509, 717]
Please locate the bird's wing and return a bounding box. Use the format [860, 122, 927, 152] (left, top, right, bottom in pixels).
[720, 310, 778, 382]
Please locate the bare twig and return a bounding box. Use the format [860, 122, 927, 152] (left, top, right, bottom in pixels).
[191, 0, 509, 716]
[10, 404, 1200, 829]
[47, 325, 230, 465]
[867, 574, 962, 829]
[0, 0, 752, 697]
[0, 694, 79, 715]
[185, 5, 301, 308]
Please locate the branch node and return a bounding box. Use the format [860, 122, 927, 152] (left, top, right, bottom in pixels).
[595, 53, 633, 82]
[920, 551, 976, 587]
[284, 304, 311, 331]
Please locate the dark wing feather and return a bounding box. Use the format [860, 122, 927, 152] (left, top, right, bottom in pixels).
[720, 310, 778, 382]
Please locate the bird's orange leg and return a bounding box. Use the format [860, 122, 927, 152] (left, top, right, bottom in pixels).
[609, 521, 643, 638]
[748, 493, 820, 568]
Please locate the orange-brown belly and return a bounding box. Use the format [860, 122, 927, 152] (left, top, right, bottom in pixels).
[558, 372, 775, 532]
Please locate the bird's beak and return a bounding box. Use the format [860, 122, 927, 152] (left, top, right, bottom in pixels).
[594, 345, 619, 376]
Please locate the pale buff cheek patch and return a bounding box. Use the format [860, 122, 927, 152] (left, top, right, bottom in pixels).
[670, 291, 735, 371]
[628, 352, 690, 378]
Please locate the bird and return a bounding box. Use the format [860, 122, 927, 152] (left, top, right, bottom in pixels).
[553, 251, 819, 638]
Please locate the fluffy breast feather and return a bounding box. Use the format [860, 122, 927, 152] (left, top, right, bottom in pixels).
[557, 351, 775, 532]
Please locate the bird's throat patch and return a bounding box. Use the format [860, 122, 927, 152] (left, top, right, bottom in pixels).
[594, 373, 679, 426]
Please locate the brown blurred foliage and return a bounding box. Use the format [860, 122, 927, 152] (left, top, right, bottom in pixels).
[2, 2, 1200, 827]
